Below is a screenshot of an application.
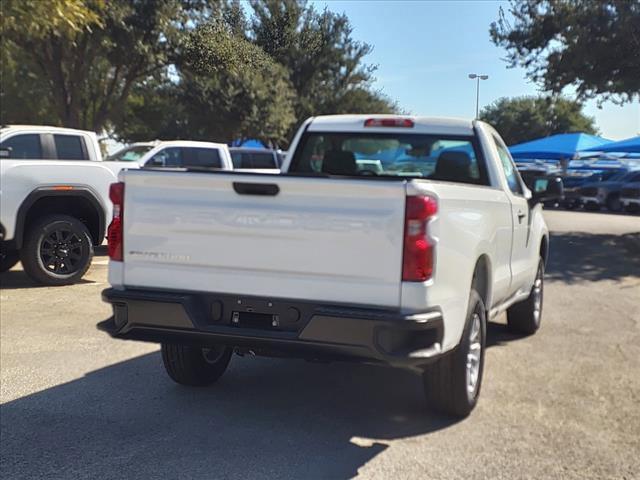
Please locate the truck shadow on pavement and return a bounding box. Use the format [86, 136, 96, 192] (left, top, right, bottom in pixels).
[1, 352, 460, 480]
[0, 269, 94, 289]
[546, 231, 640, 283]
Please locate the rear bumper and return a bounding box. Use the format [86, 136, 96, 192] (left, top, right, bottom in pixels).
[99, 288, 444, 370]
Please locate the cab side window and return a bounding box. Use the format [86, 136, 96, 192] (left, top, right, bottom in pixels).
[54, 134, 88, 160]
[493, 136, 523, 195]
[146, 147, 182, 167]
[0, 134, 43, 159]
[145, 147, 222, 169]
[183, 148, 222, 168]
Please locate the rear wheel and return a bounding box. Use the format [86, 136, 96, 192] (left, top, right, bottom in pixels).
[161, 343, 232, 386]
[423, 289, 486, 417]
[20, 215, 93, 286]
[507, 258, 544, 335]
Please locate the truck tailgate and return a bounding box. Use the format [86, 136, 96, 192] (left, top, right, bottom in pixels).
[121, 171, 407, 307]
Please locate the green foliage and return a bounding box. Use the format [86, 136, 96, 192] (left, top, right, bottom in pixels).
[251, 0, 396, 135]
[480, 96, 598, 146]
[2, 0, 104, 39]
[490, 0, 640, 104]
[2, 0, 209, 130]
[178, 20, 296, 145]
[2, 0, 396, 145]
[116, 79, 186, 142]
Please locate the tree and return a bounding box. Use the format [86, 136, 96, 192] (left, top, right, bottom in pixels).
[1, 0, 102, 125]
[2, 0, 211, 131]
[118, 0, 394, 146]
[480, 96, 598, 145]
[490, 0, 640, 104]
[177, 20, 296, 145]
[250, 0, 397, 133]
[117, 17, 297, 146]
[2, 0, 396, 146]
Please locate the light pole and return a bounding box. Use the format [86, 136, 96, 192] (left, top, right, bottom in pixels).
[468, 74, 489, 119]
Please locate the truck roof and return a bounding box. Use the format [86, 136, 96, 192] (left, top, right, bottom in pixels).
[307, 115, 475, 136]
[0, 125, 97, 136]
[148, 140, 229, 149]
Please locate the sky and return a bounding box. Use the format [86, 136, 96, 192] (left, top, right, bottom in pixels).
[311, 0, 640, 141]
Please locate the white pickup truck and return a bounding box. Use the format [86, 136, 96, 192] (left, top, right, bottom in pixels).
[0, 126, 233, 285]
[99, 115, 562, 416]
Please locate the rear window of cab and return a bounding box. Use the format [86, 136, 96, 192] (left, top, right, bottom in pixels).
[289, 132, 489, 186]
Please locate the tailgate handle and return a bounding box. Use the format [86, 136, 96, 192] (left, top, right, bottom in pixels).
[233, 182, 280, 196]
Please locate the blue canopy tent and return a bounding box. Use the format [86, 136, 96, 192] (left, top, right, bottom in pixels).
[230, 139, 267, 148]
[582, 135, 640, 154]
[509, 133, 612, 160]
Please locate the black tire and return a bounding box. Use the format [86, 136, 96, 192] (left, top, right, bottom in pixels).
[507, 258, 544, 335]
[584, 202, 600, 211]
[423, 289, 486, 417]
[20, 214, 94, 286]
[161, 343, 232, 386]
[606, 194, 622, 212]
[0, 246, 20, 272]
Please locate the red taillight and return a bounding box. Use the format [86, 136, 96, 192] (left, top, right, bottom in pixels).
[402, 196, 437, 281]
[107, 182, 124, 261]
[364, 118, 414, 128]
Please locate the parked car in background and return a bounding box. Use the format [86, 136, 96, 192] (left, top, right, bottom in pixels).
[621, 182, 640, 213]
[0, 125, 122, 283]
[106, 141, 234, 170]
[229, 147, 281, 171]
[561, 168, 628, 209]
[99, 115, 562, 417]
[578, 170, 640, 211]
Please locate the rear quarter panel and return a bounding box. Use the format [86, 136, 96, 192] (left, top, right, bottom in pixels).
[403, 180, 513, 351]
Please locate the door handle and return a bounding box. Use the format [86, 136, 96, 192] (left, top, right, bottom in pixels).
[517, 210, 526, 223]
[233, 182, 279, 196]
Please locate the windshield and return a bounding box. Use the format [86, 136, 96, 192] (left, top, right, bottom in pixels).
[108, 145, 153, 162]
[289, 132, 488, 185]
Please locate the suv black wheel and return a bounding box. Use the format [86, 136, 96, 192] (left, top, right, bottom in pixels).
[423, 289, 486, 417]
[161, 344, 232, 386]
[507, 257, 544, 335]
[20, 215, 93, 286]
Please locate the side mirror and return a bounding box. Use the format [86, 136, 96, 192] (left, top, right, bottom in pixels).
[0, 147, 12, 158]
[529, 175, 564, 206]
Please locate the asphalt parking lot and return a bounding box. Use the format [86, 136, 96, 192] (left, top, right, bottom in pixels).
[1, 210, 639, 480]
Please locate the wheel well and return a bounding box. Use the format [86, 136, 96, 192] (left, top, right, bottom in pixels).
[22, 196, 103, 246]
[540, 236, 549, 267]
[471, 255, 491, 310]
